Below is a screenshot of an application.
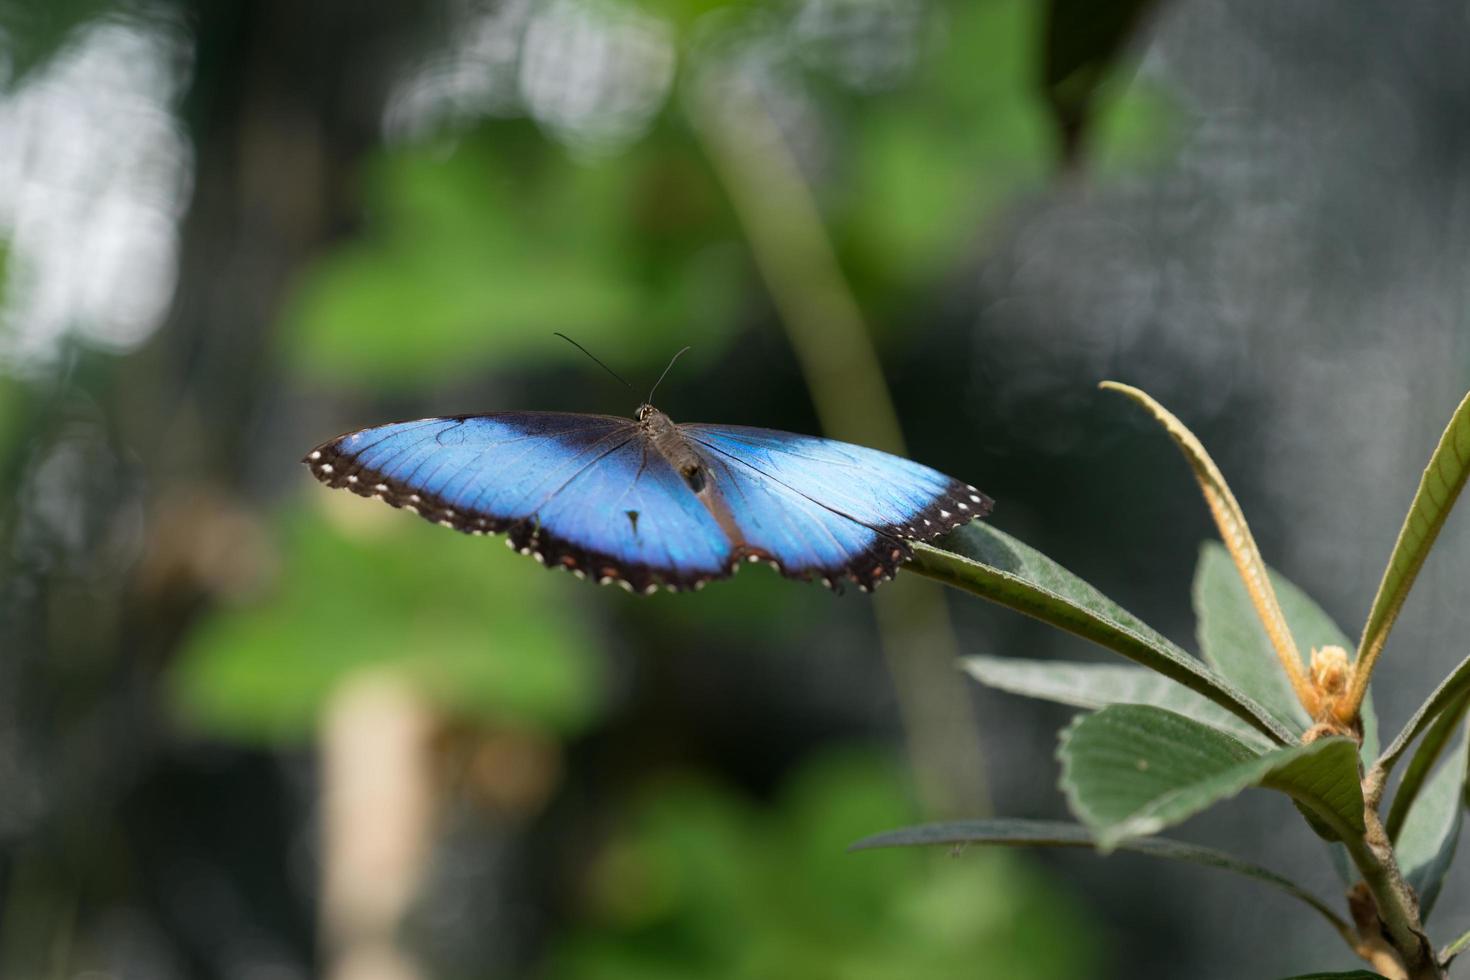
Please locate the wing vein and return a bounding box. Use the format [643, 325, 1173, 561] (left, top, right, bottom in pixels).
[693, 438, 905, 541]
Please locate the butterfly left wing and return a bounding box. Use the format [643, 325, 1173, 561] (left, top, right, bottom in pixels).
[305, 413, 735, 592]
[684, 424, 991, 591]
[307, 413, 635, 527]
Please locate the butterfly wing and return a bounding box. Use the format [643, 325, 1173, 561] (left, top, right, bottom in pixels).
[305, 414, 990, 594]
[684, 424, 991, 590]
[528, 437, 734, 591]
[305, 413, 733, 592]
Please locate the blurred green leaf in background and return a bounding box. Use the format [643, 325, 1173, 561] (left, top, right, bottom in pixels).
[171, 497, 604, 743]
[546, 748, 1102, 980]
[282, 0, 1176, 389]
[0, 0, 1199, 976]
[283, 128, 746, 389]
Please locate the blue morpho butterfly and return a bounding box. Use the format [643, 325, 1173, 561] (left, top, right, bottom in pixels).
[304, 343, 991, 595]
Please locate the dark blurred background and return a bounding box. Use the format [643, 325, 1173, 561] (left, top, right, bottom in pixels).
[3, 1, 1470, 977]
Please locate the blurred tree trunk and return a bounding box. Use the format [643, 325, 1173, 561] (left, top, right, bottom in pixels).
[320, 674, 437, 980]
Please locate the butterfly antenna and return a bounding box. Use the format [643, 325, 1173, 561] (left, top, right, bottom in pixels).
[647, 346, 691, 405]
[554, 332, 633, 392]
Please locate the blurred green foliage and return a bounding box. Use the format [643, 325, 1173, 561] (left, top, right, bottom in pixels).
[283, 125, 746, 388]
[0, 0, 115, 81]
[283, 0, 1173, 388]
[546, 748, 1101, 979]
[0, 0, 1181, 974]
[0, 375, 20, 485]
[1041, 0, 1161, 161]
[0, 244, 15, 470]
[837, 0, 1052, 301]
[171, 503, 604, 742]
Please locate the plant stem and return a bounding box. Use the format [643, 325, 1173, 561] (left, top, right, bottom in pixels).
[690, 62, 990, 816]
[1341, 807, 1440, 979]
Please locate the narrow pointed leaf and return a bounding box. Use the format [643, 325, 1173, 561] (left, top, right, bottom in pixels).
[1394, 725, 1468, 920]
[849, 818, 1351, 941]
[1059, 704, 1364, 850]
[1351, 390, 1470, 711]
[912, 523, 1294, 744]
[1377, 651, 1470, 777]
[1386, 690, 1470, 841]
[1103, 381, 1315, 715]
[962, 655, 1272, 748]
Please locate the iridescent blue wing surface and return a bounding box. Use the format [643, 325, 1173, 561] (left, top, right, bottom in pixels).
[305, 413, 732, 592]
[306, 412, 990, 594]
[683, 424, 991, 591]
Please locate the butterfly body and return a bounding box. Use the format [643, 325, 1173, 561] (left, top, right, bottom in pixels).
[305, 405, 990, 594]
[638, 404, 710, 493]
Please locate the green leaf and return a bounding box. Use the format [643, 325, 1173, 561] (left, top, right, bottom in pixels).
[961, 655, 1272, 749]
[1194, 542, 1311, 732]
[283, 135, 741, 388]
[1393, 725, 1468, 920]
[1194, 542, 1380, 762]
[848, 818, 1353, 942]
[1386, 690, 1470, 841]
[1376, 652, 1470, 777]
[842, 0, 1051, 293]
[911, 523, 1294, 744]
[171, 508, 604, 743]
[1058, 705, 1364, 849]
[1353, 390, 1470, 708]
[548, 751, 1103, 980]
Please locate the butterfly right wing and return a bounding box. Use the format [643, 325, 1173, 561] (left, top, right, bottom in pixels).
[305, 413, 734, 592]
[683, 423, 989, 591]
[684, 424, 988, 540]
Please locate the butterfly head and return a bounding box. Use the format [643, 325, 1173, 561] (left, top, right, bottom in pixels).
[636, 403, 678, 438]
